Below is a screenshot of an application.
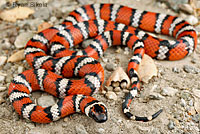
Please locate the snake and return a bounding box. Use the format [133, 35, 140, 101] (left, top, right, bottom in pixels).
[8, 3, 197, 123]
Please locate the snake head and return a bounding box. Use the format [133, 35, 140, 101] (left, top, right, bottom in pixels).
[88, 102, 108, 123]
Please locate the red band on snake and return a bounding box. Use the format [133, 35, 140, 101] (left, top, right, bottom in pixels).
[8, 3, 197, 123]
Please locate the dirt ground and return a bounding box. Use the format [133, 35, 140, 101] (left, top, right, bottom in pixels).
[0, 0, 200, 134]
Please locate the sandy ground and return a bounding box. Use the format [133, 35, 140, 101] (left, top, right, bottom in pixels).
[0, 0, 200, 134]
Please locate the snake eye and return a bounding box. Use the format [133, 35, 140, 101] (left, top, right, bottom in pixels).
[89, 104, 107, 123]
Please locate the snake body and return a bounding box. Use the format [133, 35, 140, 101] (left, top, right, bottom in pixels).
[8, 3, 197, 123]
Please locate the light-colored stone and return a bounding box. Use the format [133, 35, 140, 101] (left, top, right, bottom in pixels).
[185, 15, 198, 25]
[161, 87, 178, 96]
[0, 75, 5, 82]
[75, 124, 88, 134]
[179, 4, 193, 14]
[138, 54, 157, 83]
[0, 56, 7, 66]
[14, 32, 33, 49]
[8, 49, 25, 62]
[0, 87, 6, 92]
[106, 91, 117, 100]
[38, 95, 55, 107]
[17, 66, 24, 74]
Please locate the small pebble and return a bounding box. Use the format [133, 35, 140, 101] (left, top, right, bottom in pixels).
[192, 114, 200, 123]
[148, 92, 165, 100]
[17, 66, 24, 74]
[191, 58, 197, 64]
[105, 63, 115, 71]
[75, 124, 88, 134]
[1, 39, 11, 50]
[189, 100, 193, 106]
[50, 16, 57, 23]
[183, 65, 199, 74]
[14, 32, 34, 49]
[115, 47, 122, 53]
[172, 67, 181, 73]
[0, 94, 5, 104]
[179, 4, 193, 14]
[185, 15, 198, 25]
[196, 25, 200, 32]
[114, 87, 121, 92]
[104, 86, 113, 91]
[168, 120, 175, 130]
[161, 87, 178, 96]
[106, 91, 117, 100]
[187, 107, 196, 116]
[33, 8, 50, 20]
[38, 95, 55, 107]
[0, 56, 7, 66]
[77, 0, 93, 5]
[123, 89, 129, 93]
[180, 98, 186, 107]
[97, 128, 105, 134]
[0, 87, 6, 92]
[0, 75, 5, 82]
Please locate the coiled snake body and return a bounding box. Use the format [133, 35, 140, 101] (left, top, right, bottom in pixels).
[8, 3, 197, 123]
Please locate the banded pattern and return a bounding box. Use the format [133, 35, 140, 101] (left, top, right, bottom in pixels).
[8, 3, 197, 123]
[8, 69, 107, 123]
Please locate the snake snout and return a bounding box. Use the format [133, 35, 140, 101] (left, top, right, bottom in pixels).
[89, 103, 108, 123]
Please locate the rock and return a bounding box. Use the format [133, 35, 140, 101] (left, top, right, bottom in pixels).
[189, 100, 193, 106]
[168, 120, 175, 130]
[0, 0, 6, 8]
[115, 47, 122, 53]
[0, 75, 5, 82]
[8, 49, 25, 62]
[185, 15, 198, 25]
[0, 7, 35, 22]
[97, 128, 105, 134]
[104, 86, 113, 91]
[0, 56, 7, 66]
[14, 32, 34, 49]
[77, 0, 93, 5]
[192, 114, 200, 123]
[124, 47, 130, 55]
[161, 87, 178, 96]
[172, 67, 181, 73]
[38, 95, 55, 107]
[187, 107, 196, 116]
[106, 91, 117, 100]
[196, 25, 200, 33]
[179, 4, 193, 14]
[183, 65, 199, 74]
[61, 6, 76, 13]
[50, 16, 57, 23]
[180, 98, 186, 107]
[105, 63, 115, 71]
[1, 39, 11, 50]
[0, 87, 6, 92]
[33, 8, 50, 20]
[114, 87, 121, 92]
[17, 66, 24, 74]
[3, 62, 12, 70]
[0, 93, 5, 104]
[75, 124, 88, 134]
[138, 54, 157, 83]
[148, 92, 165, 100]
